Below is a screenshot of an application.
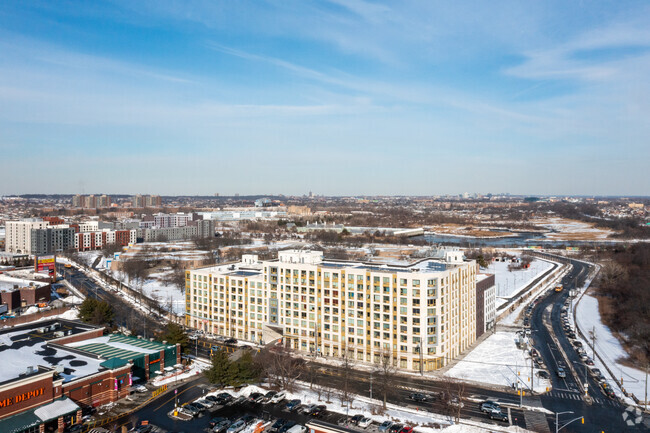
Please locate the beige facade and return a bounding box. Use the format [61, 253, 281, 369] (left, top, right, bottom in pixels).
[185, 250, 476, 371]
[5, 219, 48, 254]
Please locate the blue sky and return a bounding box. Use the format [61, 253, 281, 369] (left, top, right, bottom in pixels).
[1, 0, 649, 196]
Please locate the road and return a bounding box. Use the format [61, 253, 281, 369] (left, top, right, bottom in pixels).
[57, 263, 166, 338]
[529, 257, 647, 432]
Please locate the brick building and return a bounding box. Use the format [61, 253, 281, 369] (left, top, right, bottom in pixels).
[0, 319, 180, 433]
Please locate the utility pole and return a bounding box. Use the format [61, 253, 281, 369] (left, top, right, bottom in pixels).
[370, 372, 373, 400]
[643, 363, 648, 411]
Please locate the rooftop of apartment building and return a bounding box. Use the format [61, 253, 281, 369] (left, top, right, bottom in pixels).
[192, 248, 472, 276]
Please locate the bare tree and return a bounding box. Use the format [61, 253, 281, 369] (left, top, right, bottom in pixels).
[256, 347, 304, 391]
[373, 348, 396, 409]
[339, 349, 355, 408]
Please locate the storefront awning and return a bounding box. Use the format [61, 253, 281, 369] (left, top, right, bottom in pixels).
[0, 397, 79, 433]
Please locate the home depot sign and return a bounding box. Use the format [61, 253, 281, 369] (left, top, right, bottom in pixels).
[0, 387, 45, 408]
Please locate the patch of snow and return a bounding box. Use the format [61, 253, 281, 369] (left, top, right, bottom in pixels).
[445, 331, 551, 394]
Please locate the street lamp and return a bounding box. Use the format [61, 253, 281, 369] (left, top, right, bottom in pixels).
[555, 411, 584, 433]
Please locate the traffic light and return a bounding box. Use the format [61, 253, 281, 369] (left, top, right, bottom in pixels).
[581, 418, 584, 424]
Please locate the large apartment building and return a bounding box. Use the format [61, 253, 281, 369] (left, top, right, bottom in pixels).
[186, 249, 477, 371]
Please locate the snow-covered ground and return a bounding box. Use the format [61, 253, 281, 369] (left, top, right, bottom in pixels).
[482, 258, 553, 309]
[111, 269, 185, 316]
[213, 383, 532, 433]
[445, 331, 551, 394]
[575, 292, 648, 403]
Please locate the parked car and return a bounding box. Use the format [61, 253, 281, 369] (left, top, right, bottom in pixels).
[270, 391, 286, 404]
[238, 415, 256, 426]
[573, 341, 583, 348]
[480, 401, 501, 413]
[309, 405, 326, 417]
[358, 418, 372, 429]
[227, 420, 247, 433]
[278, 421, 297, 433]
[399, 427, 413, 433]
[192, 401, 208, 412]
[249, 392, 265, 403]
[213, 420, 233, 433]
[286, 425, 307, 433]
[585, 357, 594, 366]
[205, 395, 220, 404]
[224, 338, 238, 345]
[269, 418, 288, 433]
[350, 415, 364, 425]
[378, 421, 393, 433]
[263, 391, 277, 402]
[209, 417, 227, 428]
[134, 385, 147, 393]
[181, 404, 199, 417]
[388, 424, 403, 433]
[300, 404, 317, 415]
[286, 399, 302, 411]
[196, 398, 215, 408]
[537, 370, 550, 379]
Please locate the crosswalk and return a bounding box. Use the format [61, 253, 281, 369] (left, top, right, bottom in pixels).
[548, 390, 621, 407]
[548, 390, 584, 400]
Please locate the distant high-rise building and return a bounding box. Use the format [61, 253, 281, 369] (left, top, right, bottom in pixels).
[71, 194, 111, 208]
[98, 194, 112, 208]
[132, 194, 161, 208]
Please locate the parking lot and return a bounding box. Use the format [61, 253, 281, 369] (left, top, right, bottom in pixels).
[126, 385, 432, 433]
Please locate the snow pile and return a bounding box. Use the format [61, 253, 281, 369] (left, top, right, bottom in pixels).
[61, 295, 83, 305]
[445, 331, 550, 394]
[575, 293, 647, 402]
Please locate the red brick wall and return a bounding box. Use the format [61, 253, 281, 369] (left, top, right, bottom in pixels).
[62, 365, 131, 408]
[0, 307, 71, 326]
[0, 375, 54, 419]
[50, 328, 104, 346]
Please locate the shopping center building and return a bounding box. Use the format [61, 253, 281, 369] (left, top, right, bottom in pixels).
[0, 319, 180, 433]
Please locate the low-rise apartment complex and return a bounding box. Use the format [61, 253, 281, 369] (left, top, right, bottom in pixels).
[186, 249, 477, 371]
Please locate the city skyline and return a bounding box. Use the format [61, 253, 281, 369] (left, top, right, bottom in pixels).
[1, 1, 649, 196]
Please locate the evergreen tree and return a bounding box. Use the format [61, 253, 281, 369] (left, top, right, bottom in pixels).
[78, 298, 98, 322]
[78, 298, 114, 326]
[160, 323, 188, 351]
[205, 349, 234, 386]
[235, 351, 258, 384]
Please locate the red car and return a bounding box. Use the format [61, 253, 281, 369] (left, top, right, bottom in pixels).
[400, 426, 413, 433]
